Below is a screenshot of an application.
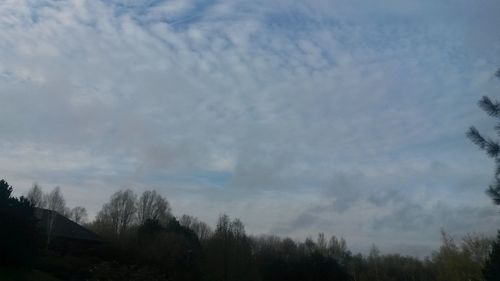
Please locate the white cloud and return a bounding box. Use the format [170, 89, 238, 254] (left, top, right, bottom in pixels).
[1, 0, 499, 256]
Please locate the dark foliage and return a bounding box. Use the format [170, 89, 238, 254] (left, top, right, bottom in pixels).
[483, 231, 500, 281]
[135, 218, 203, 281]
[257, 250, 350, 281]
[0, 179, 40, 267]
[253, 236, 350, 281]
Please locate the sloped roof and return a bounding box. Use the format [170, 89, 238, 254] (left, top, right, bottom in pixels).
[34, 208, 101, 242]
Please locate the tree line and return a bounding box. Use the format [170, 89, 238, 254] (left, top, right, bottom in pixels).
[1, 179, 499, 281]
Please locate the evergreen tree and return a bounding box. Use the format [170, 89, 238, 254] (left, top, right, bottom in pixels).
[0, 179, 40, 266]
[467, 69, 500, 205]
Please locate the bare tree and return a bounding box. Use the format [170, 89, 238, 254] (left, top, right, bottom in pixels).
[180, 214, 213, 240]
[195, 221, 213, 241]
[231, 218, 245, 238]
[41, 186, 68, 246]
[461, 233, 493, 265]
[317, 233, 327, 255]
[136, 190, 171, 225]
[180, 214, 194, 227]
[432, 230, 485, 281]
[26, 183, 45, 208]
[70, 206, 88, 225]
[96, 189, 137, 236]
[44, 186, 67, 215]
[328, 235, 348, 263]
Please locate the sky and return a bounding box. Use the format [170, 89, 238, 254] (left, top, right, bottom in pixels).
[1, 0, 500, 257]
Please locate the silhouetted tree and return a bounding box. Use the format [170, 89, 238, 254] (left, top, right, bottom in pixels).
[44, 186, 67, 215]
[366, 244, 381, 281]
[203, 214, 258, 281]
[483, 231, 500, 281]
[136, 190, 171, 225]
[69, 206, 88, 224]
[135, 218, 202, 281]
[461, 233, 492, 265]
[180, 214, 213, 241]
[467, 69, 500, 205]
[42, 186, 69, 245]
[252, 233, 350, 281]
[431, 230, 485, 281]
[138, 218, 164, 236]
[26, 182, 45, 208]
[95, 189, 137, 237]
[467, 69, 500, 281]
[328, 235, 350, 265]
[0, 179, 39, 266]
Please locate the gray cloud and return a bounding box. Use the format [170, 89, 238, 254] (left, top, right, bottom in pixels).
[374, 202, 500, 235]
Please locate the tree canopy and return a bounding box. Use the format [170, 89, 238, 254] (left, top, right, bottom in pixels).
[0, 179, 39, 266]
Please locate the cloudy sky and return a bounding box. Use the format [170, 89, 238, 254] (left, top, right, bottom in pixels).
[2, 0, 500, 257]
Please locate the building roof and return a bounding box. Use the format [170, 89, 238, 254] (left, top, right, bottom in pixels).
[34, 208, 101, 243]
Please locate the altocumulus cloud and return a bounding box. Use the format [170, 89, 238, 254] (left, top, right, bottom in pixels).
[1, 0, 500, 256]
